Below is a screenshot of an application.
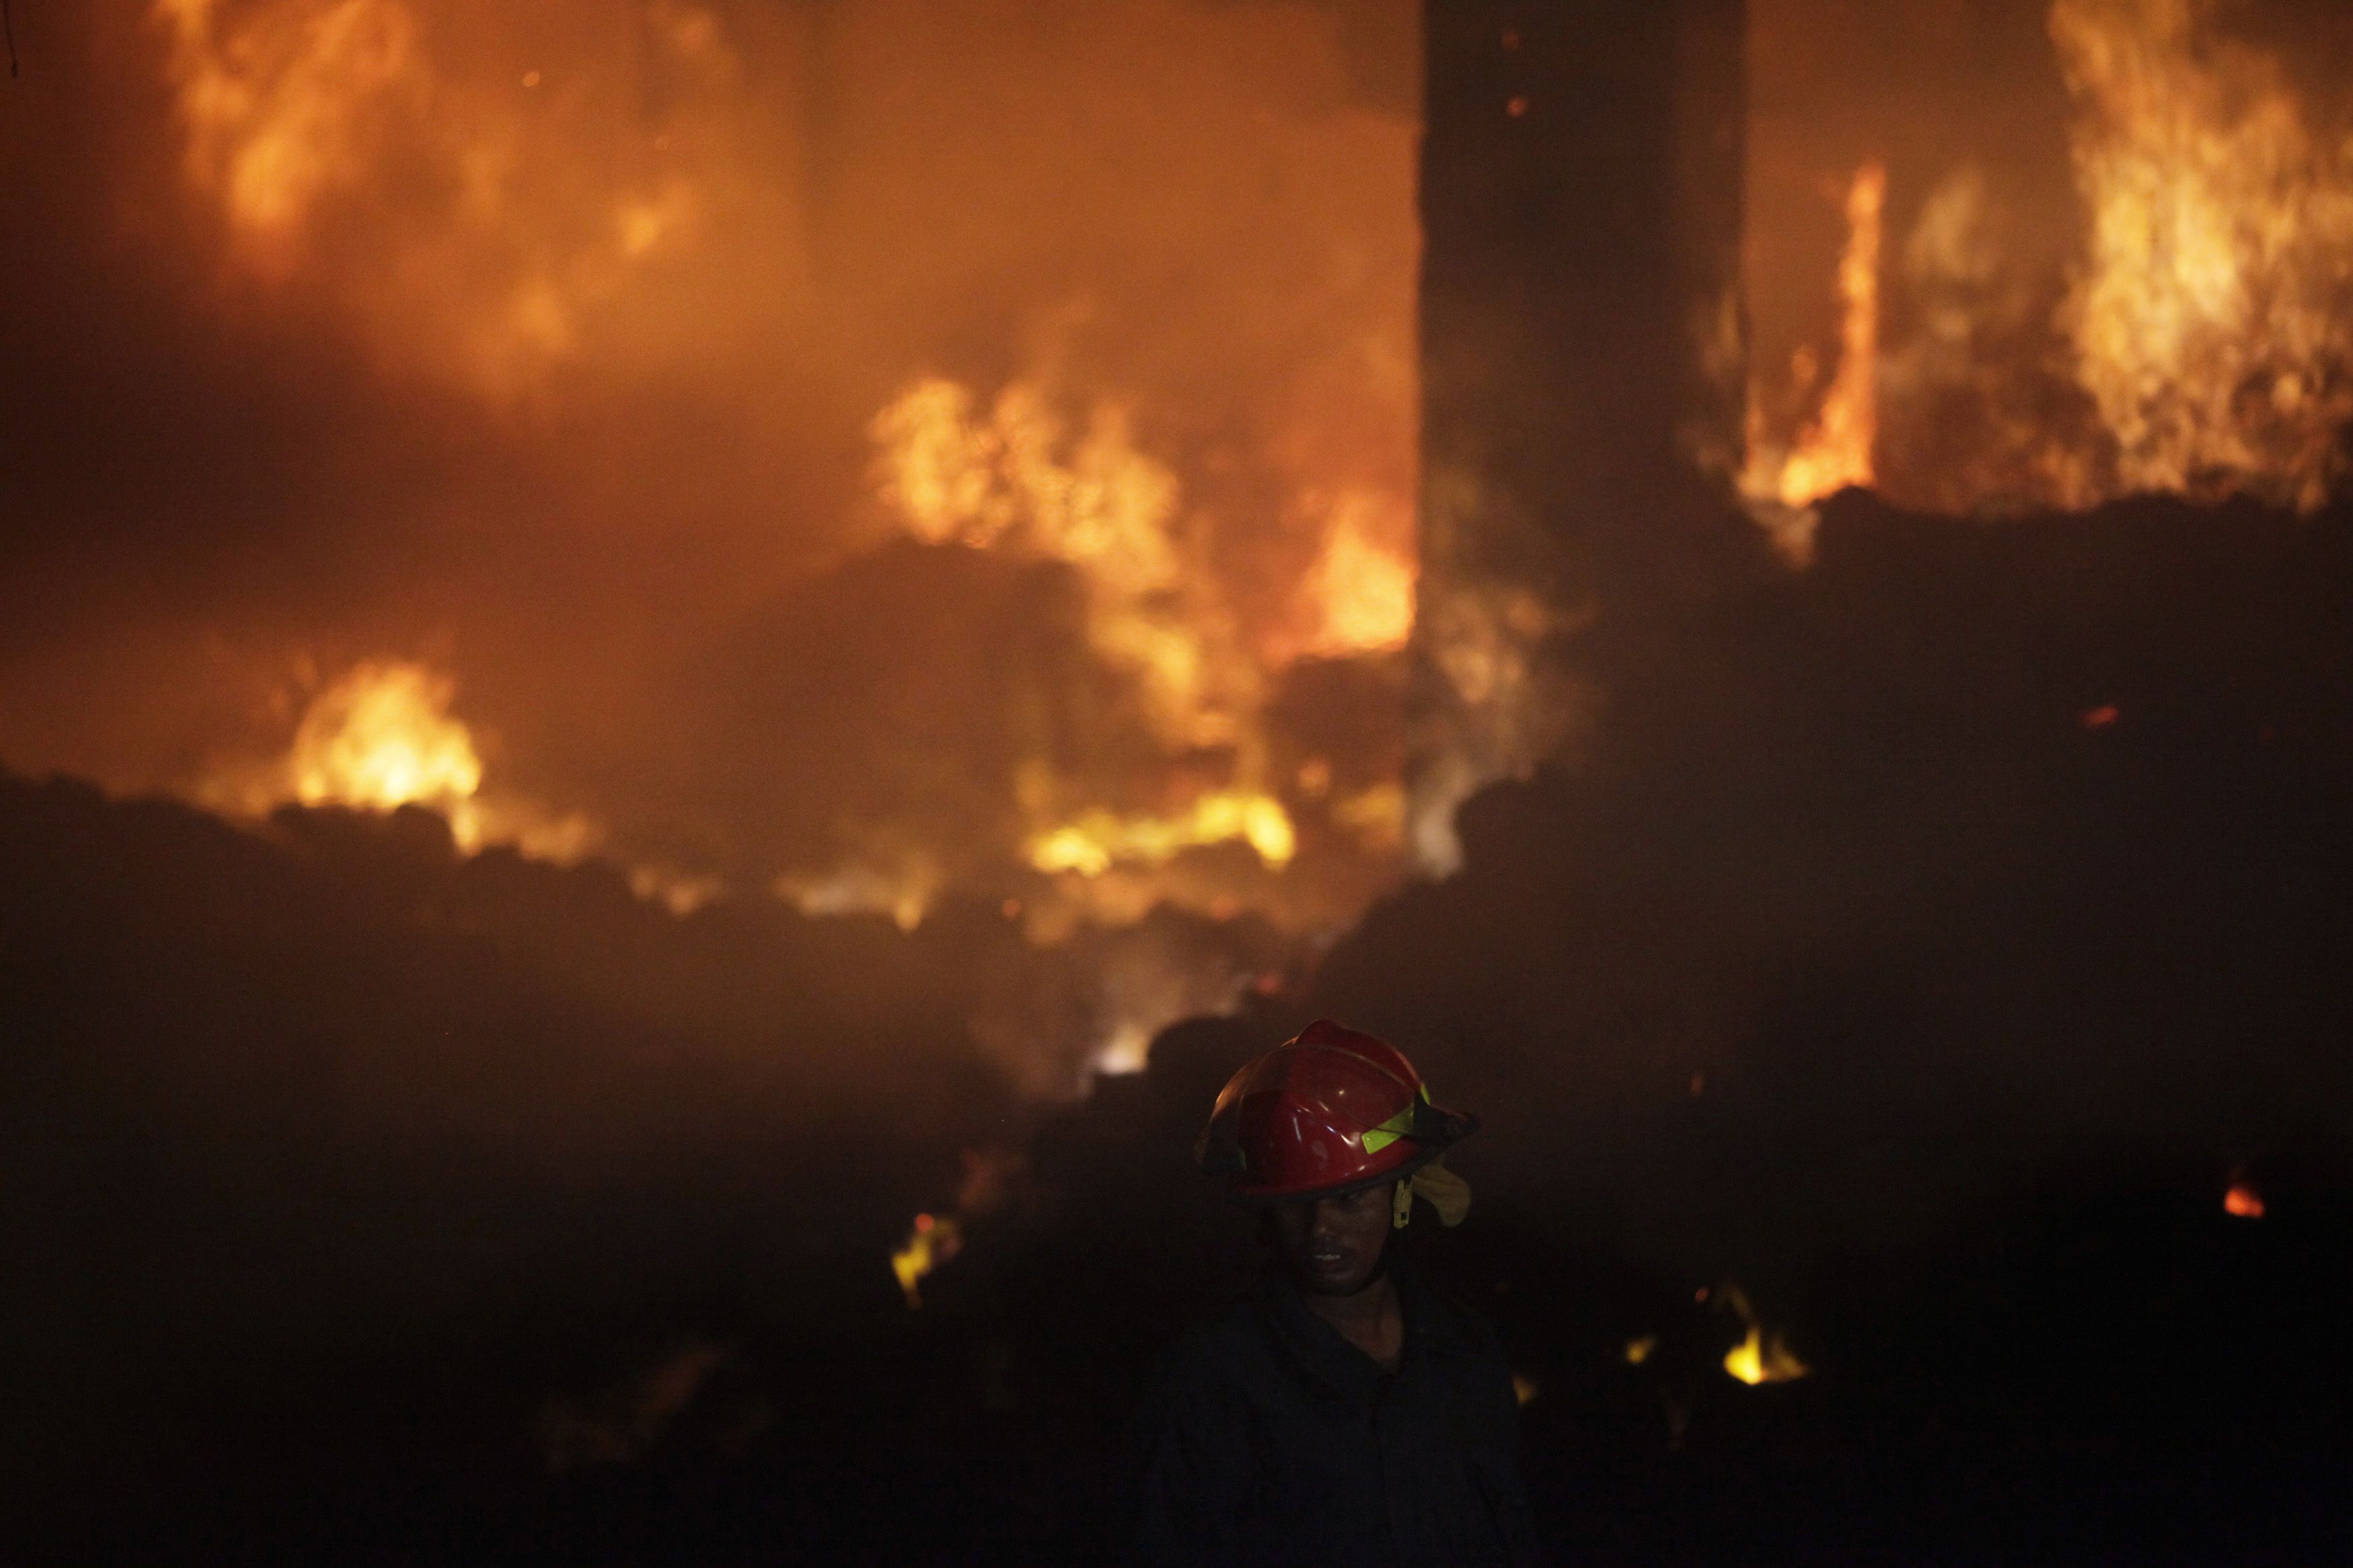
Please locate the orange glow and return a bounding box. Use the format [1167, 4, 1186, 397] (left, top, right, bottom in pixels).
[2050, 0, 2353, 511]
[152, 0, 766, 395]
[869, 372, 1403, 954]
[2080, 704, 2121, 729]
[2225, 1179, 2265, 1219]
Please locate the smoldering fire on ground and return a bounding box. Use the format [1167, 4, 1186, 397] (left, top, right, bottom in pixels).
[7, 0, 2353, 1563]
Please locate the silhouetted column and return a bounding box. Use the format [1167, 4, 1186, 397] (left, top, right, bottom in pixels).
[1412, 0, 1751, 869]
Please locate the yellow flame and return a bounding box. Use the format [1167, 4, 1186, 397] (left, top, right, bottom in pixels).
[290, 660, 483, 823]
[1027, 791, 1297, 878]
[890, 1211, 961, 1309]
[1723, 1324, 1809, 1386]
[2050, 0, 2353, 510]
[1623, 1333, 1658, 1366]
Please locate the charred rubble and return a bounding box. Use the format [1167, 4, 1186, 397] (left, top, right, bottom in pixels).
[6, 489, 2353, 1563]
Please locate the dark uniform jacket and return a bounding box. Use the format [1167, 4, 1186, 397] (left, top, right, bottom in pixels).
[1133, 1266, 1546, 1567]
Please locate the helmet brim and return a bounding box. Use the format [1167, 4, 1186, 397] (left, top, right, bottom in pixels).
[1215, 1108, 1479, 1206]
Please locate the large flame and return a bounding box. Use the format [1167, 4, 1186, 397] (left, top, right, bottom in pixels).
[2050, 0, 2353, 511]
[871, 375, 1382, 910]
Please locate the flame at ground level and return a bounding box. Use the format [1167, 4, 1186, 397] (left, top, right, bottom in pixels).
[1724, 1323, 1810, 1386]
[891, 1212, 961, 1310]
[204, 658, 599, 866]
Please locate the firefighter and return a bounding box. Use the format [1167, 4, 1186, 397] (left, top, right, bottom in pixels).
[1133, 1020, 1546, 1567]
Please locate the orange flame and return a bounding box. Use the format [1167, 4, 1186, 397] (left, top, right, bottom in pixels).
[290, 660, 484, 828]
[1743, 161, 1885, 563]
[871, 378, 1223, 749]
[1296, 492, 1416, 659]
[202, 658, 604, 868]
[2224, 1178, 2265, 1219]
[2050, 0, 2353, 511]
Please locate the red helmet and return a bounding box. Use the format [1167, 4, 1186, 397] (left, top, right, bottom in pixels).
[1195, 1020, 1476, 1202]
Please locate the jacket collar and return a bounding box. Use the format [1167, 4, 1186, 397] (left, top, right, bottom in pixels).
[1256, 1257, 1472, 1404]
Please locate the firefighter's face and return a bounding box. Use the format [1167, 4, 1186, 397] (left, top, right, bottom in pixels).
[1271, 1182, 1394, 1295]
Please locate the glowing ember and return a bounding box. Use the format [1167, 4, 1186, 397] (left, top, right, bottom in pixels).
[2080, 704, 2121, 729]
[1623, 1333, 1658, 1366]
[890, 1211, 962, 1309]
[2224, 1178, 2265, 1219]
[290, 660, 484, 827]
[2050, 0, 2353, 511]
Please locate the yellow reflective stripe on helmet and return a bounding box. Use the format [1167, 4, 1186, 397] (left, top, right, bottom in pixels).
[1360, 1102, 1415, 1155]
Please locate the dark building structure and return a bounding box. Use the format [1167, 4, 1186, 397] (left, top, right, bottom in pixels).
[1413, 0, 1757, 867]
